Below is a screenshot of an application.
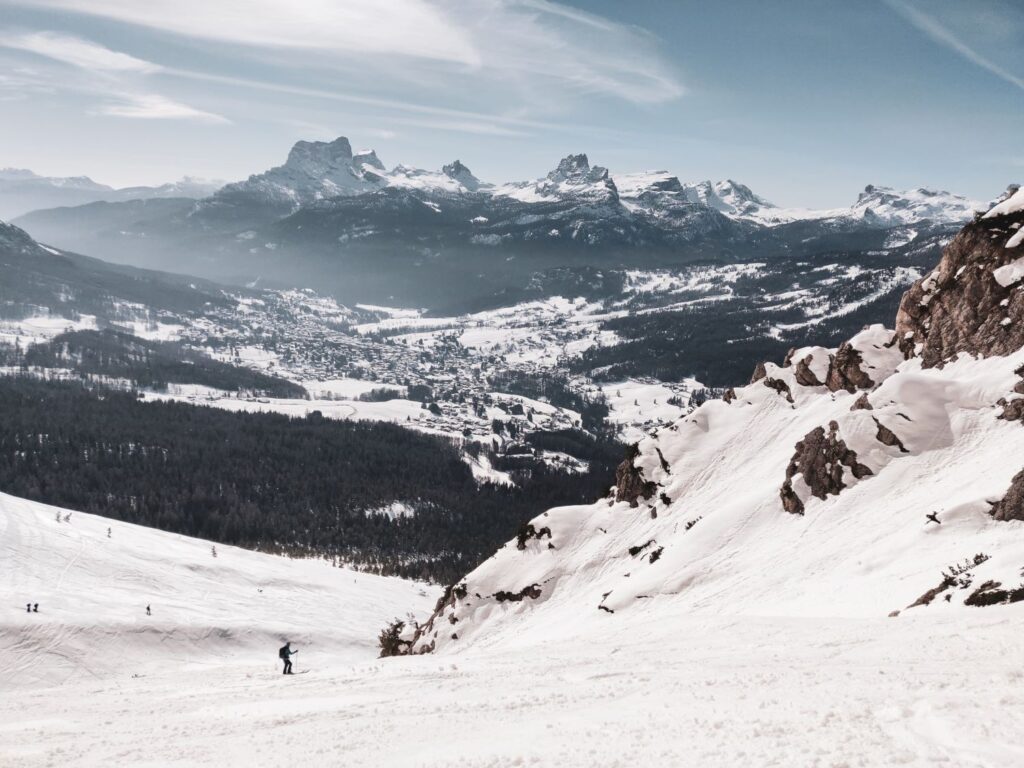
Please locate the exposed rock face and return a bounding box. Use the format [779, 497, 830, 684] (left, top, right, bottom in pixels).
[750, 361, 768, 383]
[494, 584, 542, 602]
[991, 468, 1024, 522]
[998, 397, 1024, 423]
[873, 418, 909, 453]
[895, 187, 1024, 365]
[825, 343, 875, 392]
[850, 393, 873, 411]
[615, 444, 657, 506]
[793, 355, 824, 387]
[780, 421, 873, 515]
[516, 523, 552, 550]
[763, 377, 794, 403]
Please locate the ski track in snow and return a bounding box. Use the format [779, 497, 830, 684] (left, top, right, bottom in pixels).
[2, 492, 1024, 766]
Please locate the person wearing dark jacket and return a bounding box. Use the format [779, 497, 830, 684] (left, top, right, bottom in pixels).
[279, 642, 297, 674]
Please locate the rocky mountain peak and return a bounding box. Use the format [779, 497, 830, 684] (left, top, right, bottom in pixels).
[547, 153, 610, 185]
[442, 160, 482, 191]
[284, 136, 355, 170]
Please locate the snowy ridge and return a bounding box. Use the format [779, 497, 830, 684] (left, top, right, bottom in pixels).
[411, 194, 1024, 655]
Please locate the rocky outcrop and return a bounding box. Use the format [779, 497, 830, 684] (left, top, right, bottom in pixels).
[825, 343, 874, 392]
[873, 418, 909, 453]
[494, 584, 542, 602]
[998, 397, 1024, 422]
[793, 355, 824, 387]
[991, 468, 1024, 522]
[895, 186, 1024, 365]
[763, 377, 794, 403]
[615, 444, 657, 506]
[850, 393, 873, 411]
[750, 361, 768, 383]
[516, 523, 552, 550]
[780, 421, 873, 515]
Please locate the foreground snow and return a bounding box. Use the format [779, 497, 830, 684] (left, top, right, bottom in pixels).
[3, 608, 1023, 766]
[2, 490, 1024, 766]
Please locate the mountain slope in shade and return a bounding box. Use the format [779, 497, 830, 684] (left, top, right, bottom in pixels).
[409, 187, 1024, 654]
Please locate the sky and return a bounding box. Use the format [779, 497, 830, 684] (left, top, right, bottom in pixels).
[0, 0, 1021, 207]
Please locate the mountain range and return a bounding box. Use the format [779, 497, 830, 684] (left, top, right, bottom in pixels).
[12, 136, 983, 309]
[0, 168, 223, 220]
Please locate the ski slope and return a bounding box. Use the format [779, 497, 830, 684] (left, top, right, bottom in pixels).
[3, 490, 1024, 766]
[0, 492, 437, 692]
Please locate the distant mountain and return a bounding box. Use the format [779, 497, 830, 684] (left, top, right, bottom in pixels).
[674, 178, 983, 228]
[10, 135, 986, 308]
[0, 168, 223, 219]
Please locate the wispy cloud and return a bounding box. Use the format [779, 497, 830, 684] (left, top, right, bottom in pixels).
[0, 29, 227, 124]
[9, 0, 683, 105]
[0, 30, 158, 73]
[885, 0, 1024, 92]
[95, 94, 229, 124]
[9, 0, 480, 65]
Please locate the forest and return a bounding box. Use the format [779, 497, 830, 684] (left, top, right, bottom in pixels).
[0, 378, 622, 582]
[2, 329, 306, 397]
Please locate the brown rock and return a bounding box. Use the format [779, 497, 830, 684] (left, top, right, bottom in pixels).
[998, 397, 1024, 422]
[825, 342, 875, 392]
[850, 393, 873, 411]
[615, 444, 657, 506]
[895, 191, 1024, 366]
[991, 468, 1024, 522]
[793, 355, 824, 387]
[763, 377, 794, 403]
[873, 417, 909, 453]
[750, 361, 768, 383]
[779, 421, 873, 515]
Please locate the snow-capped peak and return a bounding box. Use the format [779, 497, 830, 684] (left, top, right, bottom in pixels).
[213, 136, 388, 208]
[442, 160, 483, 192]
[495, 153, 618, 204]
[546, 154, 610, 186]
[850, 184, 983, 227]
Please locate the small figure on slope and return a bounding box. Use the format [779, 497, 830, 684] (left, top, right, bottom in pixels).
[146, 605, 151, 616]
[279, 641, 298, 675]
[925, 512, 941, 525]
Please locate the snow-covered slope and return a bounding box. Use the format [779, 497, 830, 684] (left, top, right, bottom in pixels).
[0, 491, 436, 689]
[411, 187, 1024, 654]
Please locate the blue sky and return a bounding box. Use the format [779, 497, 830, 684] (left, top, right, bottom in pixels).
[0, 0, 1020, 206]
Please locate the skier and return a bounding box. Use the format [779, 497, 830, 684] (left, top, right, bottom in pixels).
[33, 603, 39, 613]
[279, 642, 298, 675]
[26, 603, 30, 613]
[925, 512, 941, 525]
[146, 605, 151, 616]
